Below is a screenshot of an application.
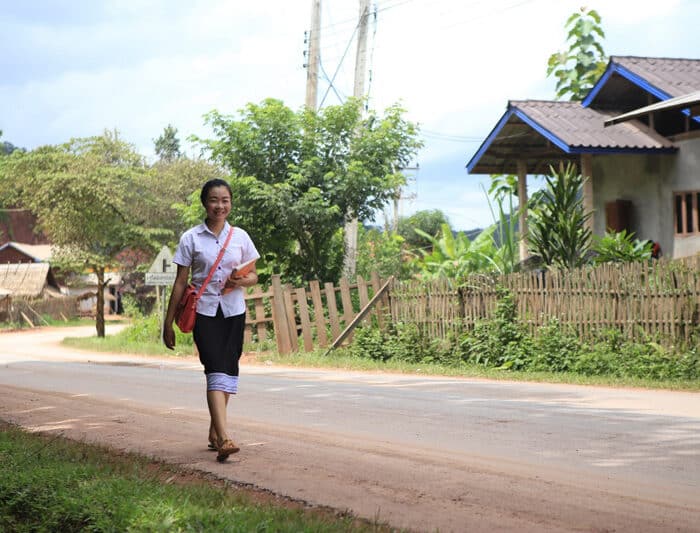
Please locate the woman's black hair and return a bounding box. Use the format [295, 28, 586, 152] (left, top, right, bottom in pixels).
[200, 178, 233, 206]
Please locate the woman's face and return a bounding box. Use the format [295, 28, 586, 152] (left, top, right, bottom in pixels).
[204, 185, 232, 223]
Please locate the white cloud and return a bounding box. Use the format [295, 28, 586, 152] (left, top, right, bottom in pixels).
[1, 0, 697, 231]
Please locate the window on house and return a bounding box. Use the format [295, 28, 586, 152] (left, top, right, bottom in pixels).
[674, 191, 700, 236]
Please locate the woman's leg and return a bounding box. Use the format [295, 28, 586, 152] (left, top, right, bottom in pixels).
[207, 390, 230, 444]
[208, 393, 230, 444]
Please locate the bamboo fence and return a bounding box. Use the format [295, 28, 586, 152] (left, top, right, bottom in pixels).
[389, 257, 700, 346]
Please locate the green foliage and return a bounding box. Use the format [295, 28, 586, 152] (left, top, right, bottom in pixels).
[349, 322, 457, 366]
[483, 183, 520, 274]
[397, 209, 450, 251]
[459, 287, 532, 370]
[547, 7, 607, 101]
[413, 223, 501, 279]
[1, 130, 170, 336]
[530, 319, 582, 372]
[0, 425, 372, 532]
[150, 158, 225, 243]
[356, 225, 412, 280]
[527, 164, 592, 270]
[592, 230, 652, 264]
[193, 98, 422, 282]
[153, 124, 181, 161]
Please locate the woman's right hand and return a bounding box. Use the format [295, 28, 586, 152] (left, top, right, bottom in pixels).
[163, 323, 176, 350]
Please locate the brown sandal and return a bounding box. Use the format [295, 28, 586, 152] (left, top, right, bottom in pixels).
[216, 439, 240, 462]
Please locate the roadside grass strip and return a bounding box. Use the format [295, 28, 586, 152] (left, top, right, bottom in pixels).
[0, 423, 392, 533]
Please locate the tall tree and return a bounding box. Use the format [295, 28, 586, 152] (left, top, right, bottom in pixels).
[398, 209, 450, 251]
[154, 124, 181, 162]
[547, 7, 607, 101]
[2, 131, 168, 336]
[148, 157, 225, 242]
[194, 98, 422, 282]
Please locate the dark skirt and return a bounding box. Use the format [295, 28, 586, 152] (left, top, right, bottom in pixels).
[193, 307, 245, 376]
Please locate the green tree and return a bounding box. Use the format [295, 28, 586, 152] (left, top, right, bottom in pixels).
[148, 157, 225, 241]
[527, 164, 592, 270]
[154, 124, 181, 162]
[194, 98, 422, 282]
[356, 225, 411, 280]
[2, 131, 168, 336]
[397, 209, 450, 251]
[547, 7, 607, 101]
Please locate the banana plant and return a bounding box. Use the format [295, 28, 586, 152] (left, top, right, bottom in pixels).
[412, 223, 500, 279]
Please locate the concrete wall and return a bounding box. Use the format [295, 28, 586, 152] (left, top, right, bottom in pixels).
[592, 136, 700, 258]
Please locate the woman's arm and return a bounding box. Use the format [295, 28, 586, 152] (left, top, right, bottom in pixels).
[224, 267, 258, 290]
[163, 264, 190, 349]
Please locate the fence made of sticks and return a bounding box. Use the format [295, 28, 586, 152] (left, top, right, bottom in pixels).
[390, 257, 700, 347]
[0, 295, 82, 326]
[242, 272, 389, 354]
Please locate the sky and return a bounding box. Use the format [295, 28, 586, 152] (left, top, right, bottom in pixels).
[2, 0, 699, 231]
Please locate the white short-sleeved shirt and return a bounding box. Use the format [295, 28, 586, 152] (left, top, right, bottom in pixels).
[173, 221, 260, 317]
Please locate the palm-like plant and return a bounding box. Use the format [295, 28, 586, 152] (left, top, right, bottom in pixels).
[413, 223, 500, 279]
[528, 164, 592, 270]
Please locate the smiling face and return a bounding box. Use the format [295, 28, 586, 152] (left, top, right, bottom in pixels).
[204, 185, 232, 224]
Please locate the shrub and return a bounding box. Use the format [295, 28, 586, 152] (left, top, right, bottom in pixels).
[459, 287, 533, 369]
[530, 319, 582, 372]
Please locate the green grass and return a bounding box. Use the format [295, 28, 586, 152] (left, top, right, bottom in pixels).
[0, 422, 391, 533]
[62, 334, 195, 357]
[60, 316, 700, 391]
[254, 348, 700, 391]
[62, 335, 700, 391]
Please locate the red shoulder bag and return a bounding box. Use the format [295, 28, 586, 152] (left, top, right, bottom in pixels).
[175, 227, 234, 333]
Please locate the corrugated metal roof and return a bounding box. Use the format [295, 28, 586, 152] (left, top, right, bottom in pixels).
[604, 90, 700, 126]
[466, 100, 676, 174]
[583, 56, 700, 108]
[511, 100, 675, 150]
[613, 56, 700, 97]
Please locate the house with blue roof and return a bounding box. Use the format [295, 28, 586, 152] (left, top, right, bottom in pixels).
[467, 56, 700, 261]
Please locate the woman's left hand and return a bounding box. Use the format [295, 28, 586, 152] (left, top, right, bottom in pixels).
[224, 271, 257, 291]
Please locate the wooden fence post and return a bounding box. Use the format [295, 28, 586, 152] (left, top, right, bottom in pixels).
[309, 280, 328, 347]
[295, 287, 314, 352]
[270, 275, 292, 354]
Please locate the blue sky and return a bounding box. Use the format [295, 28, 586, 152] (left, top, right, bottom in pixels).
[2, 0, 699, 230]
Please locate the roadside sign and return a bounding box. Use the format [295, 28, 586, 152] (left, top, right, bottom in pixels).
[148, 246, 175, 274]
[145, 272, 176, 285]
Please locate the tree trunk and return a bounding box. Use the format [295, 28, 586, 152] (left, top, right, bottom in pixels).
[95, 266, 106, 338]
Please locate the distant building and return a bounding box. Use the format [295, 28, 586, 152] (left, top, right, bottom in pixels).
[468, 56, 700, 260]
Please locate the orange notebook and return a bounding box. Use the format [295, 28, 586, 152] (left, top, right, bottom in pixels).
[222, 258, 257, 294]
[231, 257, 257, 279]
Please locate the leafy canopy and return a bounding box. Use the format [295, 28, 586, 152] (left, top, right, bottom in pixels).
[398, 209, 450, 251]
[547, 7, 607, 101]
[193, 98, 422, 282]
[153, 124, 182, 162]
[2, 131, 168, 336]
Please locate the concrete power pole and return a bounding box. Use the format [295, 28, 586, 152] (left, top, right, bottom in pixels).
[305, 0, 322, 110]
[343, 0, 371, 277]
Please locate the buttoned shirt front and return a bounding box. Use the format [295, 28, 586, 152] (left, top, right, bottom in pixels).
[173, 221, 260, 317]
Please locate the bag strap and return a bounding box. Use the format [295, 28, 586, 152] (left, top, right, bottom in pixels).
[195, 225, 234, 298]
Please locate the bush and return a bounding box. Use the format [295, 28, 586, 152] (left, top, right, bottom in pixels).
[120, 313, 194, 348]
[530, 319, 582, 372]
[459, 287, 533, 370]
[350, 322, 456, 365]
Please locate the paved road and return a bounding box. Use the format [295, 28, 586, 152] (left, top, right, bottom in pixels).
[1, 326, 699, 532]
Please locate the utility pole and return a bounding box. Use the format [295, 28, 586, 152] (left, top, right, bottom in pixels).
[343, 0, 371, 277]
[305, 0, 322, 110]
